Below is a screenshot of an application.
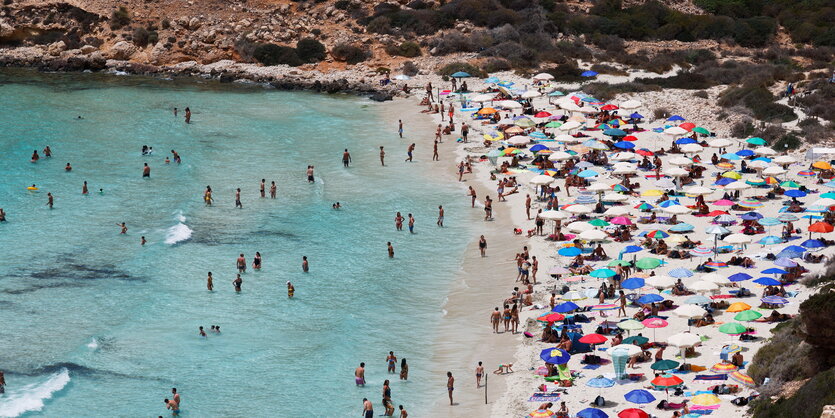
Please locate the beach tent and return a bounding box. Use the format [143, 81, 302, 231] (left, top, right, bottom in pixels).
[805, 147, 835, 160]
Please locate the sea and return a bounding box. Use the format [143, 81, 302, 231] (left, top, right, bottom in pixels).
[0, 68, 473, 417]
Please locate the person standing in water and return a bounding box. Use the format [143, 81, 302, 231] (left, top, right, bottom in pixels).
[399, 405, 408, 418]
[479, 235, 487, 257]
[207, 272, 214, 291]
[236, 254, 246, 273]
[380, 146, 386, 166]
[164, 398, 180, 415]
[468, 186, 477, 207]
[387, 351, 397, 373]
[46, 192, 54, 209]
[437, 205, 444, 227]
[287, 281, 295, 298]
[306, 165, 315, 183]
[0, 370, 5, 394]
[65, 163, 72, 171]
[142, 163, 150, 178]
[302, 256, 309, 272]
[184, 107, 191, 124]
[355, 362, 366, 386]
[140, 236, 146, 246]
[447, 372, 455, 405]
[408, 214, 415, 233]
[171, 388, 181, 409]
[343, 149, 352, 167]
[31, 150, 40, 162]
[82, 181, 88, 195]
[43, 146, 51, 157]
[399, 358, 408, 380]
[395, 212, 404, 231]
[232, 274, 242, 292]
[260, 179, 266, 198]
[405, 143, 415, 162]
[252, 252, 262, 270]
[270, 181, 276, 198]
[204, 186, 213, 206]
[0, 208, 5, 222]
[116, 222, 127, 234]
[362, 398, 373, 418]
[398, 120, 403, 138]
[173, 107, 178, 117]
[387, 242, 394, 258]
[235, 188, 242, 209]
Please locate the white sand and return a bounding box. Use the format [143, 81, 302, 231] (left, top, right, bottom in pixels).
[396, 76, 832, 417]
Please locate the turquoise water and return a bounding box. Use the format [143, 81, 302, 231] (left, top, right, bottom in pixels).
[0, 69, 471, 417]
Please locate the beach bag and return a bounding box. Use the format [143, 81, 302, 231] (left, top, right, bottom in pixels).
[594, 396, 606, 406]
[732, 397, 749, 406]
[656, 400, 668, 409]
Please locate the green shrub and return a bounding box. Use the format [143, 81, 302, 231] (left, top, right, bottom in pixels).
[132, 27, 150, 47]
[331, 44, 369, 64]
[773, 132, 802, 151]
[482, 58, 511, 73]
[253, 44, 302, 66]
[110, 6, 130, 30]
[544, 62, 583, 82]
[751, 367, 835, 418]
[437, 62, 486, 78]
[401, 61, 419, 76]
[582, 82, 661, 101]
[385, 41, 422, 57]
[296, 38, 326, 63]
[719, 86, 796, 122]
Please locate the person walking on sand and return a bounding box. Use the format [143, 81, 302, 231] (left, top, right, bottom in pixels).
[398, 120, 403, 138]
[479, 235, 487, 257]
[143, 163, 150, 178]
[207, 272, 214, 291]
[342, 149, 351, 168]
[491, 307, 501, 333]
[204, 186, 213, 206]
[617, 290, 627, 317]
[237, 254, 246, 273]
[447, 372, 454, 405]
[437, 205, 444, 227]
[475, 361, 484, 388]
[387, 351, 397, 373]
[380, 146, 386, 166]
[469, 186, 477, 207]
[46, 192, 54, 209]
[307, 165, 315, 183]
[302, 256, 309, 272]
[406, 143, 415, 162]
[232, 274, 242, 292]
[408, 214, 415, 233]
[388, 242, 394, 258]
[235, 188, 242, 208]
[433, 140, 439, 161]
[531, 256, 539, 284]
[184, 107, 191, 124]
[356, 362, 366, 386]
[270, 181, 276, 198]
[260, 179, 266, 198]
[525, 194, 532, 220]
[435, 124, 442, 142]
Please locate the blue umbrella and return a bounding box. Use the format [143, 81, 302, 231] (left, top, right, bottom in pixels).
[752, 157, 772, 163]
[539, 347, 571, 364]
[530, 144, 549, 152]
[758, 217, 781, 226]
[754, 277, 781, 286]
[624, 389, 656, 404]
[622, 245, 643, 254]
[668, 267, 694, 278]
[484, 76, 499, 83]
[621, 277, 645, 290]
[675, 137, 697, 145]
[784, 190, 807, 198]
[758, 236, 783, 245]
[658, 200, 680, 208]
[559, 247, 582, 257]
[667, 115, 685, 122]
[762, 268, 788, 275]
[729, 273, 753, 282]
[685, 295, 711, 305]
[553, 301, 580, 313]
[714, 177, 736, 186]
[736, 150, 754, 157]
[530, 132, 548, 139]
[761, 296, 789, 305]
[614, 141, 635, 149]
[801, 239, 825, 249]
[774, 257, 798, 267]
[604, 128, 628, 137]
[629, 113, 644, 119]
[778, 245, 807, 259]
[669, 223, 694, 232]
[577, 408, 609, 418]
[741, 212, 763, 220]
[451, 71, 471, 78]
[497, 80, 514, 87]
[586, 377, 615, 388]
[638, 294, 665, 304]
[721, 153, 741, 160]
[581, 70, 598, 77]
[579, 169, 600, 178]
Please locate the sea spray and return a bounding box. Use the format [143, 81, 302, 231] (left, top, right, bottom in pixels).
[164, 212, 192, 245]
[0, 368, 70, 417]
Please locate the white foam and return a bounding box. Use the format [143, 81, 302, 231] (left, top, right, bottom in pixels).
[0, 368, 70, 417]
[86, 338, 98, 350]
[165, 223, 192, 245]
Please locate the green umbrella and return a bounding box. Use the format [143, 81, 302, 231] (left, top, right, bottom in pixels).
[623, 335, 649, 345]
[635, 257, 662, 269]
[617, 319, 645, 331]
[590, 268, 617, 278]
[693, 127, 710, 135]
[718, 322, 747, 335]
[780, 181, 800, 188]
[589, 219, 610, 227]
[608, 260, 631, 267]
[651, 360, 680, 371]
[734, 310, 763, 322]
[746, 137, 766, 145]
[821, 192, 835, 199]
[545, 121, 563, 128]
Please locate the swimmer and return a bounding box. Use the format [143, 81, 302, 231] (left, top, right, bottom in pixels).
[342, 149, 351, 168]
[437, 205, 444, 227]
[270, 181, 276, 198]
[141, 236, 146, 246]
[65, 163, 72, 171]
[380, 146, 386, 166]
[387, 242, 394, 258]
[213, 325, 221, 333]
[165, 157, 170, 164]
[253, 252, 262, 270]
[31, 150, 40, 162]
[164, 398, 180, 415]
[260, 179, 266, 198]
[116, 222, 127, 234]
[43, 146, 51, 157]
[199, 326, 206, 337]
[306, 165, 315, 183]
[399, 405, 408, 418]
[287, 281, 294, 298]
[207, 272, 213, 291]
[0, 208, 5, 222]
[46, 192, 53, 209]
[355, 362, 366, 386]
[184, 107, 191, 124]
[235, 188, 242, 208]
[236, 254, 246, 273]
[82, 181, 88, 195]
[302, 256, 309, 272]
[173, 107, 178, 117]
[232, 274, 242, 292]
[332, 202, 341, 210]
[204, 186, 213, 205]
[0, 370, 5, 394]
[99, 188, 104, 195]
[142, 163, 150, 178]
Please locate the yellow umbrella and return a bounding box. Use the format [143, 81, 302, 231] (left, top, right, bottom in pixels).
[483, 132, 504, 141]
[722, 171, 742, 179]
[666, 235, 687, 243]
[726, 302, 751, 313]
[641, 189, 663, 197]
[691, 393, 721, 406]
[813, 161, 832, 170]
[717, 162, 735, 169]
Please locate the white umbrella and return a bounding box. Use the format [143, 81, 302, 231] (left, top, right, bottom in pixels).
[810, 198, 835, 207]
[549, 151, 574, 161]
[471, 94, 496, 102]
[566, 221, 594, 233]
[620, 100, 642, 110]
[762, 166, 786, 176]
[665, 127, 688, 136]
[604, 206, 632, 216]
[533, 73, 554, 81]
[555, 134, 583, 144]
[684, 186, 714, 195]
[655, 179, 677, 190]
[564, 204, 592, 214]
[613, 164, 638, 175]
[774, 155, 796, 165]
[669, 156, 694, 166]
[558, 121, 582, 131]
[562, 291, 587, 301]
[607, 344, 641, 357]
[507, 136, 531, 146]
[539, 210, 569, 220]
[725, 181, 751, 191]
[579, 229, 607, 241]
[578, 107, 598, 114]
[610, 152, 637, 161]
[646, 275, 676, 289]
[723, 233, 752, 244]
[520, 90, 541, 99]
[748, 160, 770, 169]
[662, 205, 690, 214]
[681, 143, 704, 154]
[708, 138, 733, 148]
[673, 305, 707, 320]
[664, 167, 689, 177]
[754, 147, 777, 156]
[496, 100, 523, 109]
[690, 281, 719, 293]
[587, 182, 612, 192]
[602, 193, 629, 202]
[701, 272, 731, 286]
[667, 332, 702, 347]
[530, 175, 555, 186]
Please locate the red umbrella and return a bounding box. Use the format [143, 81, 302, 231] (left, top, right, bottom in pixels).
[601, 104, 619, 111]
[535, 111, 552, 118]
[808, 222, 834, 233]
[623, 135, 638, 141]
[636, 149, 653, 156]
[618, 409, 649, 418]
[579, 333, 608, 344]
[537, 313, 566, 322]
[679, 122, 696, 131]
[707, 210, 729, 216]
[651, 375, 684, 388]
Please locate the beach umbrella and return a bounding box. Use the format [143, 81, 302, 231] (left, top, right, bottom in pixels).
[665, 126, 688, 136]
[700, 273, 730, 286]
[809, 221, 834, 233]
[618, 409, 649, 418]
[451, 71, 471, 78]
[642, 317, 668, 342]
[590, 268, 617, 278]
[529, 409, 555, 418]
[581, 70, 598, 77]
[735, 310, 763, 321]
[774, 257, 798, 267]
[689, 246, 714, 257]
[719, 322, 747, 335]
[736, 149, 754, 157]
[778, 245, 809, 258]
[621, 277, 645, 289]
[740, 212, 763, 220]
[611, 216, 633, 226]
[624, 390, 656, 404]
[530, 175, 555, 186]
[602, 193, 628, 202]
[623, 335, 650, 345]
[668, 332, 702, 348]
[635, 257, 661, 269]
[730, 371, 756, 388]
[533, 72, 554, 81]
[634, 202, 654, 211]
[613, 141, 635, 150]
[646, 275, 676, 289]
[675, 137, 696, 145]
[539, 210, 569, 221]
[683, 186, 713, 195]
[753, 277, 781, 286]
[651, 374, 684, 388]
[640, 189, 663, 197]
[761, 296, 789, 305]
[728, 273, 753, 282]
[617, 319, 645, 331]
[691, 394, 722, 407]
[645, 230, 670, 239]
[578, 408, 609, 418]
[539, 347, 571, 364]
[609, 260, 632, 267]
[710, 362, 739, 374]
[693, 127, 711, 135]
[762, 267, 788, 275]
[589, 219, 611, 227]
[565, 204, 593, 214]
[567, 221, 594, 233]
[721, 153, 741, 160]
[668, 267, 694, 278]
[553, 301, 581, 312]
[723, 171, 743, 180]
[637, 294, 664, 305]
[813, 161, 833, 170]
[684, 295, 712, 305]
[580, 229, 608, 241]
[662, 205, 690, 215]
[784, 189, 807, 199]
[651, 360, 680, 371]
[537, 312, 566, 323]
[580, 334, 609, 345]
[708, 138, 733, 148]
[705, 225, 730, 235]
[801, 239, 825, 249]
[724, 233, 752, 244]
[738, 199, 763, 208]
[691, 281, 719, 293]
[778, 213, 799, 222]
[704, 261, 728, 269]
[726, 302, 751, 313]
[673, 306, 706, 320]
[799, 170, 816, 177]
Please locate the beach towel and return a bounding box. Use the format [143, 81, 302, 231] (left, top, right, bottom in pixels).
[556, 364, 572, 381]
[528, 393, 561, 402]
[694, 374, 728, 381]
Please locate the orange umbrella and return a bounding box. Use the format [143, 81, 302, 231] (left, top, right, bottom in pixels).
[478, 107, 498, 115]
[726, 302, 752, 313]
[812, 161, 832, 170]
[651, 375, 683, 388]
[537, 312, 566, 322]
[809, 222, 834, 233]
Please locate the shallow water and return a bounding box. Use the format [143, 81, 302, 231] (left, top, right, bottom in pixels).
[0, 69, 471, 416]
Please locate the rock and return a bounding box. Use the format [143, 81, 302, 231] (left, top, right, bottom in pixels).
[369, 91, 393, 102]
[821, 405, 835, 418]
[108, 41, 137, 60]
[80, 45, 97, 54]
[189, 17, 201, 30]
[47, 41, 66, 56]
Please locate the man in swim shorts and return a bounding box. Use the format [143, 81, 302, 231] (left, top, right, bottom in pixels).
[362, 398, 373, 418]
[306, 165, 315, 183]
[343, 149, 351, 167]
[237, 254, 246, 273]
[405, 143, 415, 162]
[437, 205, 444, 227]
[235, 188, 242, 208]
[475, 361, 484, 387]
[143, 163, 150, 178]
[355, 362, 366, 386]
[447, 372, 454, 405]
[164, 398, 179, 415]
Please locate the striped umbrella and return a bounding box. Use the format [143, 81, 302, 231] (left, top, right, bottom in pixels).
[761, 296, 789, 305]
[529, 409, 556, 418]
[668, 267, 694, 278]
[705, 261, 728, 268]
[646, 230, 670, 239]
[729, 371, 756, 388]
[690, 246, 714, 257]
[710, 362, 738, 373]
[739, 199, 763, 208]
[589, 304, 618, 311]
[798, 170, 816, 176]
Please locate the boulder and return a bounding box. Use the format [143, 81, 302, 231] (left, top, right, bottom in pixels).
[108, 41, 137, 60]
[80, 45, 97, 54]
[47, 41, 66, 56]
